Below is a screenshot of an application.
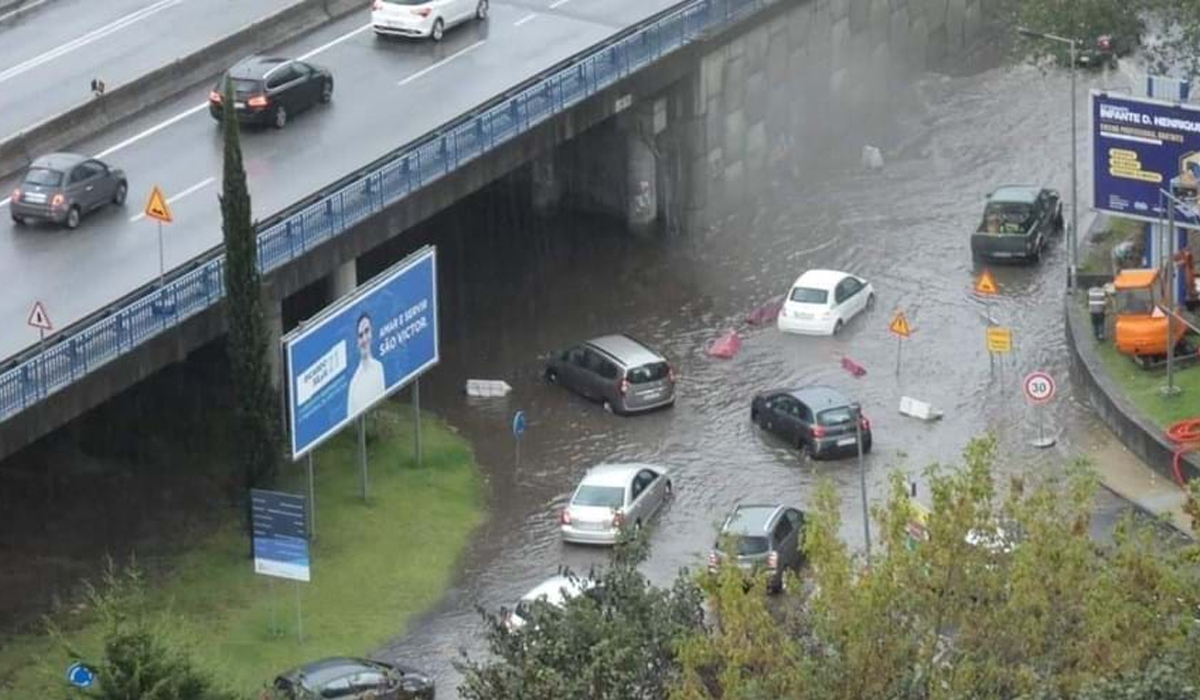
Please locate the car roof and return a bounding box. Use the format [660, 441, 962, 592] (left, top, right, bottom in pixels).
[280, 657, 380, 687]
[988, 185, 1040, 204]
[790, 269, 854, 290]
[722, 504, 785, 535]
[584, 334, 664, 367]
[780, 385, 853, 410]
[519, 575, 595, 606]
[29, 152, 87, 171]
[580, 462, 662, 487]
[227, 55, 292, 80]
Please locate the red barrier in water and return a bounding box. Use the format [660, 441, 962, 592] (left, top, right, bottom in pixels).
[746, 297, 783, 325]
[707, 330, 742, 359]
[841, 356, 867, 377]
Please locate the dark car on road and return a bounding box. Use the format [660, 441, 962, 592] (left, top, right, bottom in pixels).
[750, 385, 872, 460]
[1076, 32, 1137, 69]
[545, 334, 676, 415]
[10, 152, 127, 229]
[268, 657, 434, 700]
[970, 185, 1062, 264]
[708, 503, 806, 593]
[209, 56, 333, 129]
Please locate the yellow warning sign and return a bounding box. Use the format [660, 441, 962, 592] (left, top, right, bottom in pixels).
[975, 269, 998, 296]
[986, 326, 1013, 353]
[889, 311, 912, 338]
[144, 185, 173, 224]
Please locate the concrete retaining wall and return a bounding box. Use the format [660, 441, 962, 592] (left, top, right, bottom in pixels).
[0, 0, 370, 180]
[1064, 296, 1200, 484]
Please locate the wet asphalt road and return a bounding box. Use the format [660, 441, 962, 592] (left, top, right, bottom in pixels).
[373, 60, 1168, 694]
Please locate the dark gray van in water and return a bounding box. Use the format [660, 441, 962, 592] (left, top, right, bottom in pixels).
[545, 334, 676, 415]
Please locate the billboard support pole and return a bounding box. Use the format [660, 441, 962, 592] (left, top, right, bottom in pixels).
[295, 581, 304, 644]
[306, 453, 316, 541]
[1165, 190, 1180, 396]
[414, 379, 423, 468]
[268, 577, 277, 636]
[358, 416, 368, 501]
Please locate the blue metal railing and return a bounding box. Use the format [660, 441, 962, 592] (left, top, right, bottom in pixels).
[0, 0, 765, 424]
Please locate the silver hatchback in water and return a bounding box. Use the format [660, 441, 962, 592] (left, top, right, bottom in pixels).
[544, 334, 676, 415]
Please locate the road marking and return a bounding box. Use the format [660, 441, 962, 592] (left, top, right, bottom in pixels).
[128, 176, 214, 222]
[298, 22, 371, 60]
[514, 12, 536, 26]
[548, 0, 570, 8]
[397, 40, 486, 86]
[0, 0, 52, 24]
[0, 0, 183, 85]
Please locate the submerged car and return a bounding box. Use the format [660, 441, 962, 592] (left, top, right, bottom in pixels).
[208, 56, 333, 129]
[371, 0, 488, 41]
[545, 334, 676, 415]
[505, 573, 598, 631]
[10, 153, 127, 229]
[268, 657, 434, 699]
[750, 385, 872, 460]
[708, 503, 806, 593]
[777, 269, 874, 336]
[971, 185, 1062, 264]
[560, 463, 672, 545]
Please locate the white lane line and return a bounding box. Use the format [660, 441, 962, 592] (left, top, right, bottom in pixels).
[548, 0, 570, 8]
[0, 0, 183, 85]
[0, 0, 52, 24]
[128, 176, 214, 222]
[514, 12, 536, 26]
[397, 40, 486, 86]
[298, 22, 371, 60]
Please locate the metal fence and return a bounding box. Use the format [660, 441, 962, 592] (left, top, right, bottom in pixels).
[0, 0, 765, 424]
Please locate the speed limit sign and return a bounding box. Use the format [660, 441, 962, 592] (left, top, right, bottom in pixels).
[1022, 371, 1056, 405]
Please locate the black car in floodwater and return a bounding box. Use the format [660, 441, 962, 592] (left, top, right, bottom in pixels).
[970, 185, 1062, 264]
[750, 385, 872, 460]
[268, 657, 434, 700]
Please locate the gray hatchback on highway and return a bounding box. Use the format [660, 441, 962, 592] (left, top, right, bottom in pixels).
[544, 334, 676, 415]
[10, 153, 127, 229]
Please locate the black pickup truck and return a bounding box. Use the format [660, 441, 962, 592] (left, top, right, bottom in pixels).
[970, 185, 1063, 264]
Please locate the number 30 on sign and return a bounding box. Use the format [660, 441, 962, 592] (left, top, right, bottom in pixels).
[1022, 371, 1056, 405]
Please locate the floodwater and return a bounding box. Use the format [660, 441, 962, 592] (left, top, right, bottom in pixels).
[375, 60, 1161, 692]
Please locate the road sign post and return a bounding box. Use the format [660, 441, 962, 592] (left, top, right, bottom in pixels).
[1022, 371, 1057, 449]
[512, 410, 527, 469]
[27, 301, 52, 398]
[144, 185, 174, 312]
[888, 310, 912, 376]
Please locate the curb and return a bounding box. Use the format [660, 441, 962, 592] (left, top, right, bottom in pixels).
[1064, 293, 1200, 486]
[0, 0, 370, 180]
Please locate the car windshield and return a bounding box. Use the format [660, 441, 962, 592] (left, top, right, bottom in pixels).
[789, 286, 828, 304]
[1116, 288, 1154, 315]
[983, 202, 1033, 233]
[572, 485, 624, 508]
[817, 407, 855, 426]
[716, 535, 770, 556]
[23, 167, 62, 187]
[626, 362, 668, 384]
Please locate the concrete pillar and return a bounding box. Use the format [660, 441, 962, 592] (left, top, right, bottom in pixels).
[626, 129, 658, 235]
[265, 295, 283, 390]
[531, 152, 562, 214]
[329, 259, 357, 300]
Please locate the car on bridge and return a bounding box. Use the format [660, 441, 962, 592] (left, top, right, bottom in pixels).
[560, 463, 672, 545]
[971, 185, 1062, 264]
[208, 56, 333, 130]
[544, 334, 677, 415]
[372, 0, 488, 41]
[750, 385, 872, 460]
[10, 153, 127, 230]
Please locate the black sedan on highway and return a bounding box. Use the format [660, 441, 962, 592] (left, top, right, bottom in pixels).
[209, 56, 333, 129]
[750, 385, 872, 460]
[10, 152, 127, 229]
[267, 657, 434, 699]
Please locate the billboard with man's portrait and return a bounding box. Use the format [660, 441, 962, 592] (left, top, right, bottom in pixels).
[283, 247, 439, 459]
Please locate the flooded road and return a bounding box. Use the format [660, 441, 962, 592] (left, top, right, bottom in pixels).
[375, 59, 1160, 692]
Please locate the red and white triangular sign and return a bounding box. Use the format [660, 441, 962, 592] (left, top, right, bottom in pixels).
[27, 301, 52, 331]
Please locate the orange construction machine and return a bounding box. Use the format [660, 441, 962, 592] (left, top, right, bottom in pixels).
[1112, 268, 1188, 358]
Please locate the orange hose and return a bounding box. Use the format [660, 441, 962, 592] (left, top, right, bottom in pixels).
[1166, 418, 1200, 487]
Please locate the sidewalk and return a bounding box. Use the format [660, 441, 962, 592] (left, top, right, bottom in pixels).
[1087, 428, 1193, 535]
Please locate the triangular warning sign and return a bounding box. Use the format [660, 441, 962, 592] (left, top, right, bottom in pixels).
[27, 301, 52, 331]
[144, 185, 173, 224]
[975, 269, 999, 296]
[889, 311, 912, 338]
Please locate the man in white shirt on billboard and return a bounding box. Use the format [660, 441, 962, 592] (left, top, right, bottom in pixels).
[347, 311, 386, 418]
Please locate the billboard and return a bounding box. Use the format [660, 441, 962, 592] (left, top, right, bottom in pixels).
[1092, 91, 1200, 229]
[284, 247, 439, 458]
[251, 489, 310, 582]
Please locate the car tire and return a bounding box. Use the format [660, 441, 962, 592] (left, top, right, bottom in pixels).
[476, 0, 488, 20]
[865, 293, 875, 311]
[545, 368, 558, 384]
[272, 105, 288, 130]
[833, 319, 844, 335]
[113, 181, 128, 206]
[320, 79, 333, 104]
[430, 18, 444, 41]
[603, 399, 615, 414]
[664, 480, 674, 497]
[11, 214, 25, 226]
[65, 206, 81, 230]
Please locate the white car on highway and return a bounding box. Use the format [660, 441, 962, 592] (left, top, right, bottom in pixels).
[371, 0, 488, 41]
[777, 269, 875, 336]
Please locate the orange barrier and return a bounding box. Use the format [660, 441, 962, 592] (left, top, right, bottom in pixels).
[1166, 417, 1200, 487]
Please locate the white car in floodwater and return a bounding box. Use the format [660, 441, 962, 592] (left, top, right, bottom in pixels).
[777, 269, 875, 336]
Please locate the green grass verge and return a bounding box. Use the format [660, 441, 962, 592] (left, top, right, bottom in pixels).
[1080, 217, 1143, 275]
[1094, 340, 1200, 430]
[0, 404, 483, 698]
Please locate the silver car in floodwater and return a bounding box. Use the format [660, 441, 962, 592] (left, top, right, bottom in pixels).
[10, 153, 127, 229]
[544, 334, 676, 415]
[559, 463, 673, 545]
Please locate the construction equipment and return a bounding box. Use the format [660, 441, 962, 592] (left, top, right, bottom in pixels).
[1112, 268, 1187, 359]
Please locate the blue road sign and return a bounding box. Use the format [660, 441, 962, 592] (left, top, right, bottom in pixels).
[283, 247, 439, 459]
[251, 489, 310, 582]
[512, 410, 527, 439]
[67, 662, 95, 689]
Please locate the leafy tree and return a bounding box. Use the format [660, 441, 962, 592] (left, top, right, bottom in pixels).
[455, 532, 706, 700]
[998, 0, 1146, 64]
[220, 83, 280, 493]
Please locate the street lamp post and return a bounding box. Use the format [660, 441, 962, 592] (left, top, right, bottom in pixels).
[853, 404, 871, 565]
[1018, 27, 1079, 292]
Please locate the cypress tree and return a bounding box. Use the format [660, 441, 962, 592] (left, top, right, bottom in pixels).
[219, 83, 279, 494]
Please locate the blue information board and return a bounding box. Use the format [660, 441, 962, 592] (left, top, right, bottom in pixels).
[251, 489, 310, 582]
[283, 247, 439, 458]
[1092, 91, 1200, 230]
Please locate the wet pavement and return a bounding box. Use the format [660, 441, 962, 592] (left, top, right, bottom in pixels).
[372, 60, 1183, 693]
